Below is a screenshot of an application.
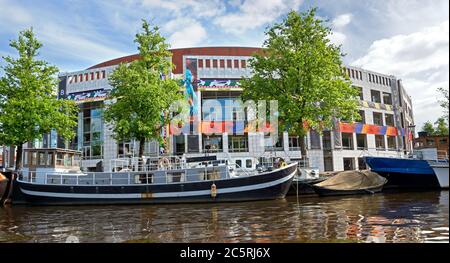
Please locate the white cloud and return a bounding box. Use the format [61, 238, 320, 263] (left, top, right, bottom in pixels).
[352, 21, 449, 129]
[137, 0, 226, 17]
[329, 31, 347, 46]
[333, 13, 352, 29]
[213, 0, 303, 34]
[164, 18, 207, 48]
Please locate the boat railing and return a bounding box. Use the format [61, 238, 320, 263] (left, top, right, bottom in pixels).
[18, 165, 244, 186]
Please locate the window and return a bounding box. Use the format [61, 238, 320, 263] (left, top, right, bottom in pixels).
[246, 159, 252, 168]
[343, 158, 355, 171]
[265, 135, 283, 151]
[102, 71, 106, 78]
[234, 60, 239, 68]
[241, 60, 246, 68]
[220, 59, 225, 68]
[90, 72, 94, 80]
[383, 92, 393, 105]
[39, 152, 46, 166]
[47, 152, 54, 166]
[371, 90, 381, 103]
[227, 59, 232, 68]
[203, 135, 223, 152]
[439, 138, 448, 145]
[96, 72, 100, 79]
[289, 136, 300, 151]
[84, 73, 89, 81]
[356, 134, 367, 150]
[198, 59, 203, 68]
[359, 71, 363, 80]
[212, 59, 218, 68]
[368, 74, 372, 82]
[426, 139, 435, 146]
[341, 133, 354, 150]
[358, 158, 367, 170]
[358, 110, 366, 124]
[79, 74, 83, 82]
[351, 69, 355, 79]
[205, 59, 211, 68]
[173, 135, 185, 155]
[228, 135, 248, 152]
[355, 86, 363, 100]
[375, 135, 385, 150]
[310, 130, 321, 149]
[322, 131, 332, 150]
[385, 114, 395, 126]
[373, 112, 383, 126]
[387, 136, 397, 150]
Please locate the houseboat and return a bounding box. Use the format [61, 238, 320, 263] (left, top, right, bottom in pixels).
[15, 148, 297, 205]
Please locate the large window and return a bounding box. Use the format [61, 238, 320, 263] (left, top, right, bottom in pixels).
[81, 102, 103, 159]
[383, 92, 393, 105]
[358, 110, 366, 124]
[373, 112, 384, 126]
[341, 133, 354, 150]
[322, 131, 332, 150]
[371, 90, 381, 103]
[354, 86, 364, 100]
[385, 114, 395, 126]
[173, 135, 185, 155]
[387, 136, 397, 150]
[356, 134, 367, 150]
[265, 135, 283, 151]
[118, 141, 135, 158]
[343, 158, 355, 171]
[203, 135, 223, 152]
[228, 135, 248, 152]
[289, 136, 300, 151]
[375, 135, 385, 150]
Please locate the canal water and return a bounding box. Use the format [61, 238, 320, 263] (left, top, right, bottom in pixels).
[0, 191, 448, 243]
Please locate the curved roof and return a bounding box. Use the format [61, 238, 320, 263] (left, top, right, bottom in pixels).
[87, 46, 263, 74]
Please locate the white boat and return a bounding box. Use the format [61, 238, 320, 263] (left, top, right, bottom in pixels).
[429, 163, 449, 189]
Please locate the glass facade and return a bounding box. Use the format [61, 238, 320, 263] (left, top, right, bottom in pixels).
[80, 102, 103, 159]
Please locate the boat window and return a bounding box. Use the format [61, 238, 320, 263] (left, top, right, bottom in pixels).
[73, 155, 80, 167]
[39, 152, 46, 166]
[47, 152, 54, 167]
[56, 153, 64, 166]
[235, 159, 242, 168]
[246, 159, 252, 168]
[30, 152, 37, 166]
[64, 154, 72, 167]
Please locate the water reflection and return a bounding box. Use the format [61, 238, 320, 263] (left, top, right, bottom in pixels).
[0, 191, 448, 243]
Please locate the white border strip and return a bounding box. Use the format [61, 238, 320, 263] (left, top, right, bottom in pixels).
[21, 171, 296, 199]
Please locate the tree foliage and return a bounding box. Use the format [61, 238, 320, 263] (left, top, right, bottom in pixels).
[420, 118, 448, 136]
[240, 9, 360, 156]
[103, 20, 183, 158]
[0, 28, 78, 170]
[421, 121, 435, 136]
[437, 87, 449, 121]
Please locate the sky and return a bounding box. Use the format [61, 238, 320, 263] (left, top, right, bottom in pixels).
[0, 0, 448, 130]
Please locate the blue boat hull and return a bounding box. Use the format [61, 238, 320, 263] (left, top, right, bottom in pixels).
[364, 157, 440, 189]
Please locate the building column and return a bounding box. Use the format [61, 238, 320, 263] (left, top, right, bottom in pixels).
[222, 132, 229, 153]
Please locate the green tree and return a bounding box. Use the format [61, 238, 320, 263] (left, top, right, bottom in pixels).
[421, 121, 435, 136]
[104, 20, 182, 162]
[437, 87, 449, 121]
[241, 9, 359, 157]
[0, 28, 78, 170]
[434, 117, 449, 136]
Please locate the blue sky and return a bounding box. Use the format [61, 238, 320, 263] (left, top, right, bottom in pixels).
[0, 0, 448, 129]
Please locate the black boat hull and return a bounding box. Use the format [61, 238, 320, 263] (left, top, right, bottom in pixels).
[287, 178, 327, 196]
[16, 163, 297, 205]
[376, 172, 441, 189]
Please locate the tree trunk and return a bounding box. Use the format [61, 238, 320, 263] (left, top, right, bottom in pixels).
[15, 144, 23, 171]
[138, 138, 145, 171]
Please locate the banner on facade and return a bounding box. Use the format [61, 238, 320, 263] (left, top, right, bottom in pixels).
[197, 79, 243, 91]
[66, 89, 110, 103]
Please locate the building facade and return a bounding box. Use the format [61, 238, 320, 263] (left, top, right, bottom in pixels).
[36, 47, 414, 172]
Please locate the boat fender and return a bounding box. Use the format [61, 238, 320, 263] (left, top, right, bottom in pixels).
[211, 183, 217, 198]
[280, 161, 287, 168]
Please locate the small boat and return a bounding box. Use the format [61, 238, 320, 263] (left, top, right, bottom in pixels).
[15, 148, 297, 205]
[429, 162, 449, 189]
[364, 152, 448, 189]
[312, 170, 387, 196]
[287, 177, 326, 195]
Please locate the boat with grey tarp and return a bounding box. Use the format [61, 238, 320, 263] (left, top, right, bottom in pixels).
[14, 148, 297, 205]
[311, 170, 388, 196]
